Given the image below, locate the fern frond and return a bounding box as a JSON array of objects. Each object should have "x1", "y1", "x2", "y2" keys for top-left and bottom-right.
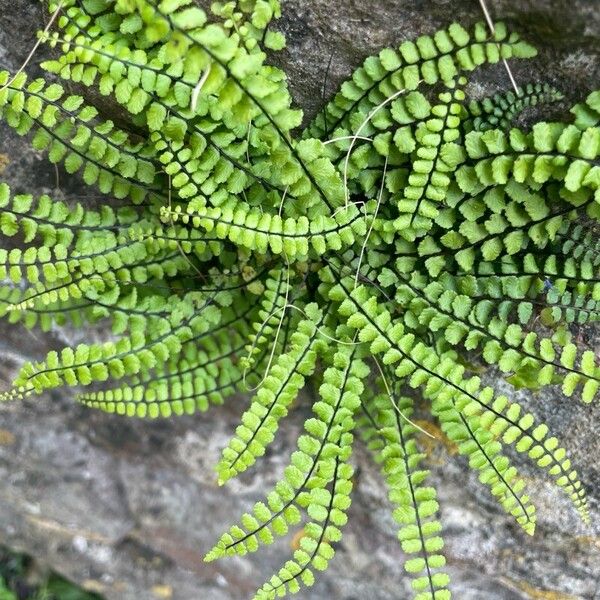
[
  {"x1": 165, "y1": 198, "x2": 367, "y2": 258},
  {"x1": 216, "y1": 304, "x2": 325, "y2": 483},
  {"x1": 0, "y1": 71, "x2": 157, "y2": 203},
  {"x1": 466, "y1": 83, "x2": 563, "y2": 132},
  {"x1": 459, "y1": 392, "x2": 589, "y2": 521},
  {"x1": 0, "y1": 183, "x2": 137, "y2": 249},
  {"x1": 308, "y1": 21, "x2": 536, "y2": 140},
  {"x1": 13, "y1": 291, "x2": 224, "y2": 394},
  {"x1": 209, "y1": 345, "x2": 366, "y2": 599},
  {"x1": 360, "y1": 390, "x2": 451, "y2": 599},
  {"x1": 393, "y1": 84, "x2": 466, "y2": 238},
  {"x1": 431, "y1": 386, "x2": 536, "y2": 534},
  {"x1": 458, "y1": 123, "x2": 600, "y2": 199},
  {"x1": 252, "y1": 456, "x2": 353, "y2": 599}
]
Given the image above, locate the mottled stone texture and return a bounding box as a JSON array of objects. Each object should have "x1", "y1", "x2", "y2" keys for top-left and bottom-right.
[{"x1": 0, "y1": 2, "x2": 599, "y2": 599}]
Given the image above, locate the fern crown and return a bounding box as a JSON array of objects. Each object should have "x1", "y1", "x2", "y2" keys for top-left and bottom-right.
[{"x1": 1, "y1": 1, "x2": 599, "y2": 598}]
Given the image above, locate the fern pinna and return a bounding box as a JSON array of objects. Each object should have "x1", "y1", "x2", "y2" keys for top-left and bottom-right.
[{"x1": 0, "y1": 0, "x2": 598, "y2": 597}]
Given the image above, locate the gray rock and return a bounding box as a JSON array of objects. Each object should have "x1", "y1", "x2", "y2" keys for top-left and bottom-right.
[{"x1": 0, "y1": 1, "x2": 599, "y2": 600}]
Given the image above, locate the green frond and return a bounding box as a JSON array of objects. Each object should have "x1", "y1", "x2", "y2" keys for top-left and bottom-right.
[
  {"x1": 393, "y1": 84, "x2": 467, "y2": 238},
  {"x1": 0, "y1": 71, "x2": 157, "y2": 203},
  {"x1": 0, "y1": 182, "x2": 137, "y2": 247},
  {"x1": 458, "y1": 123, "x2": 600, "y2": 199},
  {"x1": 307, "y1": 21, "x2": 536, "y2": 141},
  {"x1": 360, "y1": 391, "x2": 451, "y2": 599},
  {"x1": 388, "y1": 266, "x2": 600, "y2": 403},
  {"x1": 241, "y1": 268, "x2": 292, "y2": 370},
  {"x1": 252, "y1": 456, "x2": 353, "y2": 599},
  {"x1": 459, "y1": 392, "x2": 588, "y2": 521},
  {"x1": 432, "y1": 387, "x2": 536, "y2": 534},
  {"x1": 76, "y1": 310, "x2": 253, "y2": 416},
  {"x1": 165, "y1": 199, "x2": 367, "y2": 258},
  {"x1": 465, "y1": 83, "x2": 563, "y2": 132},
  {"x1": 216, "y1": 304, "x2": 325, "y2": 483},
  {"x1": 209, "y1": 345, "x2": 367, "y2": 599},
  {"x1": 13, "y1": 292, "x2": 224, "y2": 394}
]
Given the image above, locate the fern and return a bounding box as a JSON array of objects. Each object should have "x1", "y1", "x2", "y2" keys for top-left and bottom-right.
[
  {"x1": 465, "y1": 83, "x2": 564, "y2": 132},
  {"x1": 0, "y1": 1, "x2": 598, "y2": 598},
  {"x1": 359, "y1": 389, "x2": 451, "y2": 598}
]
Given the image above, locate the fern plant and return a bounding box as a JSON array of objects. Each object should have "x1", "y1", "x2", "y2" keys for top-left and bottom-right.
[{"x1": 1, "y1": 1, "x2": 599, "y2": 597}]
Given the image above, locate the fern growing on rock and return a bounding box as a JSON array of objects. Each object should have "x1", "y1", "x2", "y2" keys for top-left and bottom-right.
[{"x1": 1, "y1": 0, "x2": 599, "y2": 597}]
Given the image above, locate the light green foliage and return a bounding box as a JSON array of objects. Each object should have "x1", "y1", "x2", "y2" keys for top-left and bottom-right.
[
  {"x1": 207, "y1": 346, "x2": 365, "y2": 598},
  {"x1": 359, "y1": 391, "x2": 450, "y2": 598},
  {"x1": 0, "y1": 1, "x2": 598, "y2": 598}
]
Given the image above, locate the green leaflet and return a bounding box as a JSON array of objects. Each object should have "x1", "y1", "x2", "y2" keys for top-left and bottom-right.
[{"x1": 0, "y1": 3, "x2": 598, "y2": 599}]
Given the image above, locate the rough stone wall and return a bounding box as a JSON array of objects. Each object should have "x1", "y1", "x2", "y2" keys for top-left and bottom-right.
[{"x1": 0, "y1": 2, "x2": 598, "y2": 599}]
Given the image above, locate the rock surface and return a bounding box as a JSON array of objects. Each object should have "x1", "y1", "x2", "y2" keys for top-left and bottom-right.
[{"x1": 0, "y1": 1, "x2": 599, "y2": 599}]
